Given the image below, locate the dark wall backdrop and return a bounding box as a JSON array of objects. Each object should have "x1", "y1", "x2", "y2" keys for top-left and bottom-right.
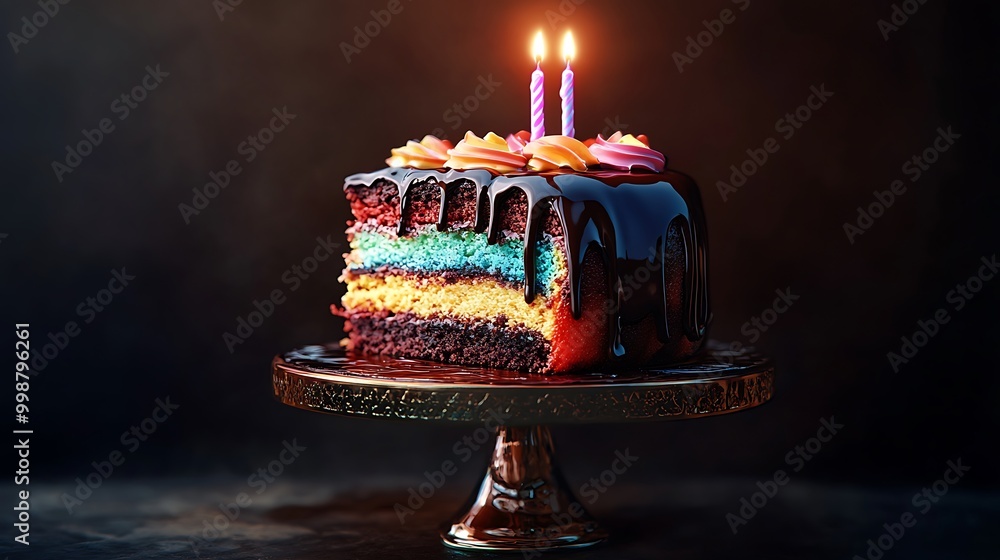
[{"x1": 2, "y1": 0, "x2": 998, "y2": 496}]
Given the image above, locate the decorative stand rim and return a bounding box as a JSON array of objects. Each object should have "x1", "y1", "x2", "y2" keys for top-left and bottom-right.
[{"x1": 272, "y1": 344, "x2": 774, "y2": 425}]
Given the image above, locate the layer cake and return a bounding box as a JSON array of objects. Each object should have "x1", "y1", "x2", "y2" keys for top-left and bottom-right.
[{"x1": 335, "y1": 132, "x2": 710, "y2": 374}]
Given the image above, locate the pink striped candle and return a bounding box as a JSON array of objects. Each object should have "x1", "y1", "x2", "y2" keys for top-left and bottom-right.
[
  {"x1": 560, "y1": 31, "x2": 576, "y2": 138},
  {"x1": 530, "y1": 32, "x2": 545, "y2": 140}
]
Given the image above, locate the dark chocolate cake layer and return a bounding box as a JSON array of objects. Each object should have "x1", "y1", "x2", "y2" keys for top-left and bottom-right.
[{"x1": 344, "y1": 311, "x2": 551, "y2": 373}]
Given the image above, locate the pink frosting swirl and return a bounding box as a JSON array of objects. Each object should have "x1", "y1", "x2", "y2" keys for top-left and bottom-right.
[
  {"x1": 506, "y1": 130, "x2": 531, "y2": 153},
  {"x1": 589, "y1": 131, "x2": 666, "y2": 172}
]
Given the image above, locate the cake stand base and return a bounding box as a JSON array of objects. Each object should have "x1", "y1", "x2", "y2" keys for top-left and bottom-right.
[
  {"x1": 272, "y1": 344, "x2": 774, "y2": 552},
  {"x1": 443, "y1": 425, "x2": 606, "y2": 551}
]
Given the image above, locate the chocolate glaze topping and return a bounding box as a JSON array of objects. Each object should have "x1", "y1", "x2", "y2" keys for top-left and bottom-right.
[{"x1": 345, "y1": 167, "x2": 710, "y2": 360}]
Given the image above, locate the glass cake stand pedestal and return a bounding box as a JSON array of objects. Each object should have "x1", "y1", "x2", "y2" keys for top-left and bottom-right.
[{"x1": 271, "y1": 344, "x2": 774, "y2": 552}]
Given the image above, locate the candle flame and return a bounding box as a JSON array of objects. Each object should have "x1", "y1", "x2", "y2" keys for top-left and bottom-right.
[
  {"x1": 562, "y1": 31, "x2": 575, "y2": 62},
  {"x1": 532, "y1": 31, "x2": 545, "y2": 62}
]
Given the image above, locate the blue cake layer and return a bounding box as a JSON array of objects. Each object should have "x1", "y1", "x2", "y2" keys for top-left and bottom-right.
[{"x1": 348, "y1": 227, "x2": 562, "y2": 294}]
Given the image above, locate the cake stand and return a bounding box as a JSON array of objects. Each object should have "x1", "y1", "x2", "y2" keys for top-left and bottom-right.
[{"x1": 271, "y1": 344, "x2": 774, "y2": 552}]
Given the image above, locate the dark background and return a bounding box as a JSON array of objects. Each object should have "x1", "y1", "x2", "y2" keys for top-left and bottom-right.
[{"x1": 1, "y1": 0, "x2": 998, "y2": 553}]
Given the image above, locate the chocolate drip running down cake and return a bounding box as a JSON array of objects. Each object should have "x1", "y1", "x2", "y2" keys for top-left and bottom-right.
[{"x1": 335, "y1": 131, "x2": 710, "y2": 373}]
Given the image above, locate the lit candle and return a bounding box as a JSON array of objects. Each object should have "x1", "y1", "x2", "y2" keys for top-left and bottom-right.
[
  {"x1": 560, "y1": 31, "x2": 575, "y2": 138},
  {"x1": 530, "y1": 31, "x2": 545, "y2": 141}
]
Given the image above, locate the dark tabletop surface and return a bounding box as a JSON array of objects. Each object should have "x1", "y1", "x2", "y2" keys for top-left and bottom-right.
[{"x1": 3, "y1": 475, "x2": 995, "y2": 560}]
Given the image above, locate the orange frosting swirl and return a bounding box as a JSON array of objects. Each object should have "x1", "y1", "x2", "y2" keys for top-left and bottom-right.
[
  {"x1": 444, "y1": 131, "x2": 528, "y2": 173},
  {"x1": 386, "y1": 135, "x2": 453, "y2": 169},
  {"x1": 523, "y1": 135, "x2": 599, "y2": 172}
]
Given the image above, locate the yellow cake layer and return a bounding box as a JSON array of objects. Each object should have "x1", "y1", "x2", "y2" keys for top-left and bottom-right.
[{"x1": 342, "y1": 273, "x2": 558, "y2": 339}]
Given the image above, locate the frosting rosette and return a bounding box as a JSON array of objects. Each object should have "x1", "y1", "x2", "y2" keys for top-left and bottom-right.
[
  {"x1": 445, "y1": 131, "x2": 528, "y2": 173},
  {"x1": 386, "y1": 135, "x2": 453, "y2": 169},
  {"x1": 522, "y1": 135, "x2": 598, "y2": 172},
  {"x1": 589, "y1": 131, "x2": 666, "y2": 172},
  {"x1": 506, "y1": 130, "x2": 531, "y2": 153}
]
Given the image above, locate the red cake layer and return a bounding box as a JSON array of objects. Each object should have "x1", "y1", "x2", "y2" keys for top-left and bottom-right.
[{"x1": 345, "y1": 179, "x2": 562, "y2": 237}]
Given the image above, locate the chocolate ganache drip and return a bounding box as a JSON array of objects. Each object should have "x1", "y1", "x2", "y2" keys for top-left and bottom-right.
[{"x1": 345, "y1": 168, "x2": 710, "y2": 359}]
